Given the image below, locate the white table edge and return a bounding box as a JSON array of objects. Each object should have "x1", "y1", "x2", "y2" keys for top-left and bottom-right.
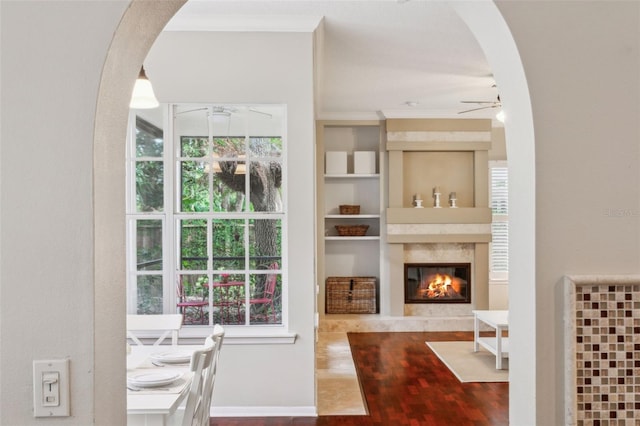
[{"x1": 472, "y1": 310, "x2": 509, "y2": 370}]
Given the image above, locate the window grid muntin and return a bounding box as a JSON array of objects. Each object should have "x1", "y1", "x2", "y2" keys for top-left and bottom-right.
[
  {"x1": 126, "y1": 215, "x2": 170, "y2": 314},
  {"x1": 127, "y1": 105, "x2": 287, "y2": 329},
  {"x1": 176, "y1": 137, "x2": 283, "y2": 214},
  {"x1": 175, "y1": 213, "x2": 283, "y2": 326},
  {"x1": 171, "y1": 104, "x2": 285, "y2": 327}
]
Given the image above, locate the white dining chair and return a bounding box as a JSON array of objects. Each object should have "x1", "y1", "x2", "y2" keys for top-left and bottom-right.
[
  {"x1": 197, "y1": 325, "x2": 225, "y2": 425},
  {"x1": 126, "y1": 314, "x2": 183, "y2": 346},
  {"x1": 180, "y1": 324, "x2": 225, "y2": 426}
]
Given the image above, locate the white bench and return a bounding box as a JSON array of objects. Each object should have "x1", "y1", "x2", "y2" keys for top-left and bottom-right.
[
  {"x1": 126, "y1": 314, "x2": 183, "y2": 346},
  {"x1": 472, "y1": 310, "x2": 509, "y2": 369}
]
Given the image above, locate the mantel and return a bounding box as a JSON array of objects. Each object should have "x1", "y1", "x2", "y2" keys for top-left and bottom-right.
[
  {"x1": 386, "y1": 207, "x2": 491, "y2": 244},
  {"x1": 387, "y1": 223, "x2": 491, "y2": 243},
  {"x1": 387, "y1": 207, "x2": 491, "y2": 224}
]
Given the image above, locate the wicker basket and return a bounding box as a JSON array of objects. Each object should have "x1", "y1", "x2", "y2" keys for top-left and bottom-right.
[
  {"x1": 339, "y1": 205, "x2": 360, "y2": 215},
  {"x1": 335, "y1": 224, "x2": 369, "y2": 236},
  {"x1": 326, "y1": 277, "x2": 376, "y2": 314}
]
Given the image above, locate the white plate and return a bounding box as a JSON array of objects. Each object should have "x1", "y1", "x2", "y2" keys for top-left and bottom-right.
[
  {"x1": 150, "y1": 351, "x2": 192, "y2": 364},
  {"x1": 127, "y1": 370, "x2": 182, "y2": 388}
]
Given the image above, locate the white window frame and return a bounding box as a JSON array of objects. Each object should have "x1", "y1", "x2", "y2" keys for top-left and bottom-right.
[
  {"x1": 126, "y1": 105, "x2": 293, "y2": 343},
  {"x1": 126, "y1": 111, "x2": 172, "y2": 316}
]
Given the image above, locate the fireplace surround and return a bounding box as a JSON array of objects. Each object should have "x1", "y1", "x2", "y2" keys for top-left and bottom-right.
[
  {"x1": 385, "y1": 118, "x2": 493, "y2": 317},
  {"x1": 405, "y1": 262, "x2": 471, "y2": 303}
]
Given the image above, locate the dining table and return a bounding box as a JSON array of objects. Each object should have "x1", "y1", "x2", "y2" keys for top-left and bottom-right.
[{"x1": 127, "y1": 345, "x2": 200, "y2": 426}]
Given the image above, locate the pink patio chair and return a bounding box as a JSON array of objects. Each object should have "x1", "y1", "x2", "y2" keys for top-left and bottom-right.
[
  {"x1": 246, "y1": 262, "x2": 278, "y2": 323},
  {"x1": 177, "y1": 277, "x2": 208, "y2": 325}
]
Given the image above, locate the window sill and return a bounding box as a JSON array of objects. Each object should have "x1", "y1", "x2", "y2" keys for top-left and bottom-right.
[{"x1": 177, "y1": 325, "x2": 297, "y2": 345}]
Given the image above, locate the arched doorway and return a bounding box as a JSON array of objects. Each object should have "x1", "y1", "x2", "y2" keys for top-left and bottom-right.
[
  {"x1": 93, "y1": 2, "x2": 186, "y2": 423},
  {"x1": 94, "y1": 1, "x2": 535, "y2": 423},
  {"x1": 450, "y1": 3, "x2": 536, "y2": 423}
]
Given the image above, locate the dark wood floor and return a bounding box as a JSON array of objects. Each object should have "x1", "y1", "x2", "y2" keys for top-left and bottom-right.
[{"x1": 211, "y1": 331, "x2": 508, "y2": 425}]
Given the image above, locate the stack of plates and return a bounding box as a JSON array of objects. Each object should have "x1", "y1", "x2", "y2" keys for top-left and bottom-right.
[
  {"x1": 150, "y1": 351, "x2": 192, "y2": 365},
  {"x1": 127, "y1": 370, "x2": 182, "y2": 388}
]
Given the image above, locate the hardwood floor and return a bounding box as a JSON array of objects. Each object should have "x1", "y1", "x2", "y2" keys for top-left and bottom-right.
[{"x1": 210, "y1": 331, "x2": 508, "y2": 425}]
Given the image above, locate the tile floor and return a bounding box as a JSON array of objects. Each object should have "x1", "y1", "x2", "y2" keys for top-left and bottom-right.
[
  {"x1": 314, "y1": 314, "x2": 477, "y2": 416},
  {"x1": 315, "y1": 332, "x2": 367, "y2": 415}
]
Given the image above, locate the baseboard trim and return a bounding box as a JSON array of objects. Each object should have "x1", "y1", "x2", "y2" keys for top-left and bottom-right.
[{"x1": 211, "y1": 406, "x2": 317, "y2": 417}]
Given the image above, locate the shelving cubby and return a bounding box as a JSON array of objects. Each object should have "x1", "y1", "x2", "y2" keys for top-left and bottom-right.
[{"x1": 316, "y1": 120, "x2": 385, "y2": 316}]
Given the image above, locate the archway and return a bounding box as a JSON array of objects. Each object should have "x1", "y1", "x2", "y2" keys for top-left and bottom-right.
[
  {"x1": 93, "y1": 1, "x2": 535, "y2": 423},
  {"x1": 93, "y1": 2, "x2": 186, "y2": 423},
  {"x1": 450, "y1": 3, "x2": 536, "y2": 423}
]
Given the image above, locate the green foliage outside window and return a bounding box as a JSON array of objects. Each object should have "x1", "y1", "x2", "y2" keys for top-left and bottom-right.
[
  {"x1": 137, "y1": 220, "x2": 162, "y2": 271},
  {"x1": 137, "y1": 275, "x2": 163, "y2": 314},
  {"x1": 132, "y1": 110, "x2": 285, "y2": 324},
  {"x1": 135, "y1": 118, "x2": 164, "y2": 212}
]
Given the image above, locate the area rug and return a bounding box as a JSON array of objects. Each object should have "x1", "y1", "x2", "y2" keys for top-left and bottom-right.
[{"x1": 425, "y1": 341, "x2": 509, "y2": 383}]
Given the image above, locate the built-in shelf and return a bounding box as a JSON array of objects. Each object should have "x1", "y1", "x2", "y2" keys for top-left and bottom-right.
[{"x1": 317, "y1": 120, "x2": 384, "y2": 316}]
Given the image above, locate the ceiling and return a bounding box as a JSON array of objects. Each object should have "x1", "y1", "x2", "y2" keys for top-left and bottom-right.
[{"x1": 161, "y1": 0, "x2": 502, "y2": 124}]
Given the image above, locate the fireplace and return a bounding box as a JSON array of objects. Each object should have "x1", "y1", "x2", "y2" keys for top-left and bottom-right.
[{"x1": 404, "y1": 263, "x2": 471, "y2": 303}]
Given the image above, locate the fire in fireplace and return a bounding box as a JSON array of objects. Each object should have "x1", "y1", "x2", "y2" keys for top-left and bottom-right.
[{"x1": 404, "y1": 263, "x2": 471, "y2": 303}]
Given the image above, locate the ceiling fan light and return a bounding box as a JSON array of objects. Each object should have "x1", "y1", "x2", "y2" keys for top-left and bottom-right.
[
  {"x1": 496, "y1": 110, "x2": 505, "y2": 123},
  {"x1": 130, "y1": 66, "x2": 159, "y2": 109}
]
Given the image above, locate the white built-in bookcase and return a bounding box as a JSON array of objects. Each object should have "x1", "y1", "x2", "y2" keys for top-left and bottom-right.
[{"x1": 315, "y1": 120, "x2": 386, "y2": 317}]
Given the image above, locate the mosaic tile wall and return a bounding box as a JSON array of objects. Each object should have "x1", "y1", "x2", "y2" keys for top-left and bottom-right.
[{"x1": 574, "y1": 283, "x2": 640, "y2": 425}]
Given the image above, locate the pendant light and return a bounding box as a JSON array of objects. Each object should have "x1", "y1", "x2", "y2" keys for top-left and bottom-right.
[{"x1": 130, "y1": 66, "x2": 159, "y2": 109}]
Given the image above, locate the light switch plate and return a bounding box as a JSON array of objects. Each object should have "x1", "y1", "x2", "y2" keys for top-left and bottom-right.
[{"x1": 33, "y1": 359, "x2": 70, "y2": 417}]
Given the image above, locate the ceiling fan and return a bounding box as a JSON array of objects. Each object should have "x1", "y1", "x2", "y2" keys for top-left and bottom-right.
[
  {"x1": 176, "y1": 105, "x2": 272, "y2": 118},
  {"x1": 458, "y1": 95, "x2": 501, "y2": 115}
]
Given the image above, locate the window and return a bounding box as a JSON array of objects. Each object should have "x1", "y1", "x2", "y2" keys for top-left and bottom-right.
[
  {"x1": 127, "y1": 104, "x2": 286, "y2": 329},
  {"x1": 489, "y1": 162, "x2": 508, "y2": 281},
  {"x1": 127, "y1": 114, "x2": 167, "y2": 314}
]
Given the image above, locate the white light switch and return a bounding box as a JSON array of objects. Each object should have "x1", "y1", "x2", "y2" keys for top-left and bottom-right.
[
  {"x1": 33, "y1": 359, "x2": 70, "y2": 417},
  {"x1": 42, "y1": 372, "x2": 60, "y2": 406}
]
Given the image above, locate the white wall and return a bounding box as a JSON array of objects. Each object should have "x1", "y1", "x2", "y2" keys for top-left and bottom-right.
[
  {"x1": 145, "y1": 30, "x2": 317, "y2": 411},
  {"x1": 1, "y1": 2, "x2": 317, "y2": 423},
  {"x1": 489, "y1": 127, "x2": 507, "y2": 162},
  {"x1": 0, "y1": 1, "x2": 130, "y2": 424},
  {"x1": 452, "y1": 3, "x2": 537, "y2": 423},
  {"x1": 497, "y1": 1, "x2": 640, "y2": 424}
]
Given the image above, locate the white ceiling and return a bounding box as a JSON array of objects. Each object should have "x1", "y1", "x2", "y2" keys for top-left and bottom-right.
[{"x1": 162, "y1": 0, "x2": 502, "y2": 123}]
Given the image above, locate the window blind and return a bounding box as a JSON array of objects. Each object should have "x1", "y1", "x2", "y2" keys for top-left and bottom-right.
[
  {"x1": 490, "y1": 166, "x2": 508, "y2": 215},
  {"x1": 490, "y1": 165, "x2": 508, "y2": 273},
  {"x1": 490, "y1": 220, "x2": 509, "y2": 273}
]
